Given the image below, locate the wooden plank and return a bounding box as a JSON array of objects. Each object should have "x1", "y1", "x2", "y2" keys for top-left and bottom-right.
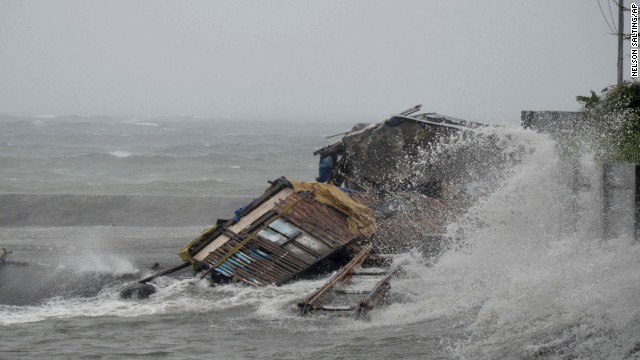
[
  {"x1": 316, "y1": 306, "x2": 354, "y2": 312},
  {"x1": 333, "y1": 289, "x2": 370, "y2": 295},
  {"x1": 353, "y1": 267, "x2": 401, "y2": 320},
  {"x1": 351, "y1": 271, "x2": 388, "y2": 276},
  {"x1": 298, "y1": 245, "x2": 373, "y2": 315}
]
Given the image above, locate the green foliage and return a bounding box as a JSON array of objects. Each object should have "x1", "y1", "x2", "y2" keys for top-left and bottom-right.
[{"x1": 577, "y1": 81, "x2": 640, "y2": 162}]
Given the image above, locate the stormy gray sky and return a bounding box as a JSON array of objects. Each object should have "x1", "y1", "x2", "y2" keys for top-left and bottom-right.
[{"x1": 0, "y1": 1, "x2": 630, "y2": 123}]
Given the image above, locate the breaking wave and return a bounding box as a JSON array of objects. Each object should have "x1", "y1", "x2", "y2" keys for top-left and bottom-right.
[
  {"x1": 368, "y1": 128, "x2": 640, "y2": 359},
  {"x1": 0, "y1": 276, "x2": 326, "y2": 326},
  {"x1": 107, "y1": 150, "x2": 135, "y2": 158}
]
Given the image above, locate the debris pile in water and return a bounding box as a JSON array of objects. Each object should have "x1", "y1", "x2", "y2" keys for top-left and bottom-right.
[{"x1": 149, "y1": 105, "x2": 527, "y2": 316}]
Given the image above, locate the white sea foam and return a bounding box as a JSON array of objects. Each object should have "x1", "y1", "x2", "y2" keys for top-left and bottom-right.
[
  {"x1": 0, "y1": 278, "x2": 203, "y2": 325},
  {"x1": 0, "y1": 276, "x2": 323, "y2": 326},
  {"x1": 71, "y1": 253, "x2": 138, "y2": 275},
  {"x1": 107, "y1": 150, "x2": 134, "y2": 158},
  {"x1": 130, "y1": 121, "x2": 159, "y2": 127}
]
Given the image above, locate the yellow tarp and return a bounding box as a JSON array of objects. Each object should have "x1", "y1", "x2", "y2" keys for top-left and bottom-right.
[{"x1": 289, "y1": 180, "x2": 376, "y2": 238}]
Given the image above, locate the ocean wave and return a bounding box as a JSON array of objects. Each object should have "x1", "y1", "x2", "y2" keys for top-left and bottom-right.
[
  {"x1": 0, "y1": 276, "x2": 320, "y2": 326},
  {"x1": 355, "y1": 128, "x2": 640, "y2": 359},
  {"x1": 107, "y1": 150, "x2": 135, "y2": 158},
  {"x1": 128, "y1": 121, "x2": 159, "y2": 127}
]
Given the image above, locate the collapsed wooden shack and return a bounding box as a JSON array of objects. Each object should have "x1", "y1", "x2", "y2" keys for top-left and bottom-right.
[
  {"x1": 178, "y1": 177, "x2": 376, "y2": 286},
  {"x1": 314, "y1": 105, "x2": 486, "y2": 195},
  {"x1": 174, "y1": 177, "x2": 402, "y2": 318}
]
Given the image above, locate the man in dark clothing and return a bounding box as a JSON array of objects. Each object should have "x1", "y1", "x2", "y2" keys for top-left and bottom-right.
[{"x1": 1, "y1": 247, "x2": 11, "y2": 263}]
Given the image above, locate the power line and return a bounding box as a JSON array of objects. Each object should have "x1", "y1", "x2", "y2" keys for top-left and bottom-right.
[
  {"x1": 597, "y1": 0, "x2": 616, "y2": 33},
  {"x1": 608, "y1": 0, "x2": 618, "y2": 30}
]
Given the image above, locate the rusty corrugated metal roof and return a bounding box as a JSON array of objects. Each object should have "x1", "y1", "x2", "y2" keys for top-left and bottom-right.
[
  {"x1": 273, "y1": 193, "x2": 357, "y2": 247},
  {"x1": 199, "y1": 187, "x2": 368, "y2": 286}
]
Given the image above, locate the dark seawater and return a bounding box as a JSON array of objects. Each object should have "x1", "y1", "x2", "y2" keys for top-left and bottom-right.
[
  {"x1": 0, "y1": 116, "x2": 351, "y2": 195},
  {"x1": 0, "y1": 226, "x2": 462, "y2": 359},
  {"x1": 1, "y1": 116, "x2": 639, "y2": 359}
]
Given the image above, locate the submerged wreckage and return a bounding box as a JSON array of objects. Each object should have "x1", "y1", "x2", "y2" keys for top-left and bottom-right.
[{"x1": 128, "y1": 105, "x2": 520, "y2": 318}]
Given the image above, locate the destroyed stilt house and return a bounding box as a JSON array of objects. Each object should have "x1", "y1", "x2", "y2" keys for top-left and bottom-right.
[
  {"x1": 179, "y1": 178, "x2": 376, "y2": 286},
  {"x1": 170, "y1": 106, "x2": 525, "y2": 318},
  {"x1": 314, "y1": 105, "x2": 487, "y2": 197},
  {"x1": 313, "y1": 105, "x2": 523, "y2": 253}
]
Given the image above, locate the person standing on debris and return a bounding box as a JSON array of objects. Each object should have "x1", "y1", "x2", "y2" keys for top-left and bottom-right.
[{"x1": 1, "y1": 247, "x2": 11, "y2": 263}]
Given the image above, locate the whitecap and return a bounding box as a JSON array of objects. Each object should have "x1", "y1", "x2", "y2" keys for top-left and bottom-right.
[
  {"x1": 131, "y1": 122, "x2": 159, "y2": 127},
  {"x1": 108, "y1": 150, "x2": 134, "y2": 158}
]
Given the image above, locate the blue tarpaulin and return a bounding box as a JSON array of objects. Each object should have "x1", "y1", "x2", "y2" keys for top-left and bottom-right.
[{"x1": 316, "y1": 156, "x2": 334, "y2": 183}]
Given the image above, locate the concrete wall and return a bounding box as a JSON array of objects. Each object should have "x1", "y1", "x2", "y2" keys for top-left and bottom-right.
[{"x1": 603, "y1": 164, "x2": 639, "y2": 240}]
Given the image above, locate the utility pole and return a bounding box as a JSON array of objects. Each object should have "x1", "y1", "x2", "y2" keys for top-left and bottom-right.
[{"x1": 619, "y1": 0, "x2": 625, "y2": 85}]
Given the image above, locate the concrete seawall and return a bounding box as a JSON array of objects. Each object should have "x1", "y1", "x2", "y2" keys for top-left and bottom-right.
[{"x1": 0, "y1": 194, "x2": 253, "y2": 227}]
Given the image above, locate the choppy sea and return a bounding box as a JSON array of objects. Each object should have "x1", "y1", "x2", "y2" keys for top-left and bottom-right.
[{"x1": 0, "y1": 115, "x2": 639, "y2": 359}]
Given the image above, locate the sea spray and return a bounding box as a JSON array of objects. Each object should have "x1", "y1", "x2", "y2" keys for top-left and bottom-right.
[{"x1": 375, "y1": 127, "x2": 640, "y2": 359}]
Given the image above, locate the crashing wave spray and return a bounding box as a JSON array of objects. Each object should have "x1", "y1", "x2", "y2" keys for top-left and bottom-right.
[{"x1": 379, "y1": 126, "x2": 640, "y2": 359}]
